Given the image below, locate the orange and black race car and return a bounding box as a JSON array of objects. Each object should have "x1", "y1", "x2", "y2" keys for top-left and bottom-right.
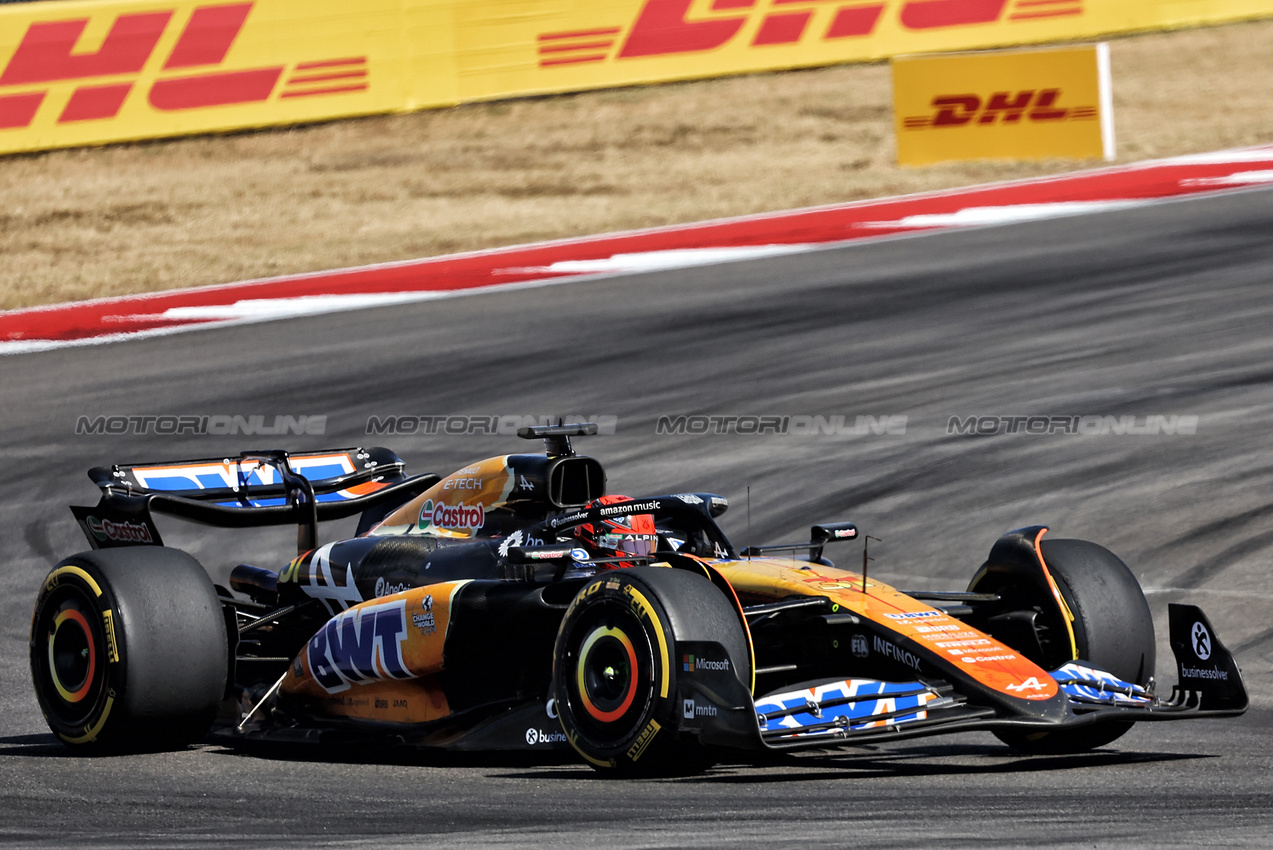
[{"x1": 31, "y1": 424, "x2": 1247, "y2": 773}]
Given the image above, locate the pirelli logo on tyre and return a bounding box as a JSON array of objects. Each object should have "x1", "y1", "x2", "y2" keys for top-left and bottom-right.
[
  {"x1": 102, "y1": 609, "x2": 120, "y2": 664},
  {"x1": 625, "y1": 718, "x2": 662, "y2": 762},
  {"x1": 892, "y1": 43, "x2": 1114, "y2": 165}
]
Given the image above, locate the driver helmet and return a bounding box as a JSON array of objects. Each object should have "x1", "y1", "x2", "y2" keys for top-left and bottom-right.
[{"x1": 574, "y1": 495, "x2": 657, "y2": 569}]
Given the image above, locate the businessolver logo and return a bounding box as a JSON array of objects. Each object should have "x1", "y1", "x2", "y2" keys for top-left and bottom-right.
[
  {"x1": 0, "y1": 2, "x2": 368, "y2": 131},
  {"x1": 536, "y1": 0, "x2": 1085, "y2": 67},
  {"x1": 902, "y1": 89, "x2": 1097, "y2": 129}
]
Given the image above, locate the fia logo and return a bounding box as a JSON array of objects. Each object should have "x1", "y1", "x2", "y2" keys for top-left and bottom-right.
[{"x1": 850, "y1": 634, "x2": 869, "y2": 659}]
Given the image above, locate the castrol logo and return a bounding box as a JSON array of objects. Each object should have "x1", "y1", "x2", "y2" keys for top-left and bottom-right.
[
  {"x1": 418, "y1": 499, "x2": 485, "y2": 533},
  {"x1": 87, "y1": 516, "x2": 154, "y2": 544}
]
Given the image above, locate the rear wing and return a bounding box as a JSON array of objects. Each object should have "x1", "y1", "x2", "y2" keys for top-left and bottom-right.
[{"x1": 71, "y1": 447, "x2": 438, "y2": 553}]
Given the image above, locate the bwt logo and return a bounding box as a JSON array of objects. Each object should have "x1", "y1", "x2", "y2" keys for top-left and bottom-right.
[
  {"x1": 903, "y1": 90, "x2": 1097, "y2": 130},
  {"x1": 306, "y1": 599, "x2": 412, "y2": 694},
  {"x1": 537, "y1": 0, "x2": 1084, "y2": 67},
  {"x1": 0, "y1": 2, "x2": 369, "y2": 131}
]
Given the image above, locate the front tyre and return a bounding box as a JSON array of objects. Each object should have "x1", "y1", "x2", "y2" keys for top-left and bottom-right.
[
  {"x1": 973, "y1": 534, "x2": 1155, "y2": 754},
  {"x1": 30, "y1": 547, "x2": 229, "y2": 751},
  {"x1": 553, "y1": 567, "x2": 750, "y2": 776}
]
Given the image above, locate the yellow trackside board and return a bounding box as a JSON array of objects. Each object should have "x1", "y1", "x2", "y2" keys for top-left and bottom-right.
[
  {"x1": 2, "y1": 0, "x2": 1271, "y2": 156},
  {"x1": 892, "y1": 43, "x2": 1114, "y2": 166}
]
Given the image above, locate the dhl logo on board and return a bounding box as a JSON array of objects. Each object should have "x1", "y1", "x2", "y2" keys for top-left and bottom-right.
[
  {"x1": 0, "y1": 2, "x2": 369, "y2": 134},
  {"x1": 891, "y1": 44, "x2": 1113, "y2": 165},
  {"x1": 537, "y1": 0, "x2": 1086, "y2": 67},
  {"x1": 901, "y1": 89, "x2": 1097, "y2": 129}
]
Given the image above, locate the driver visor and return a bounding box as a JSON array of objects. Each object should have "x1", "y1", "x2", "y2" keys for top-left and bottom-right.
[{"x1": 594, "y1": 532, "x2": 656, "y2": 557}]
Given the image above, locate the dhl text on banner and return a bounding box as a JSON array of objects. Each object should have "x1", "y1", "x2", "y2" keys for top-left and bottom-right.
[{"x1": 2, "y1": 0, "x2": 1272, "y2": 155}]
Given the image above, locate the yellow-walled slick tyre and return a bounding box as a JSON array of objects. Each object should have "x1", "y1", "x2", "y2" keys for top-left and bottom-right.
[
  {"x1": 552, "y1": 567, "x2": 749, "y2": 776},
  {"x1": 30, "y1": 547, "x2": 228, "y2": 752}
]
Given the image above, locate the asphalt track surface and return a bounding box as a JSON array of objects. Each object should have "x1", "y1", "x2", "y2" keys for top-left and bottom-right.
[{"x1": 2, "y1": 186, "x2": 1273, "y2": 847}]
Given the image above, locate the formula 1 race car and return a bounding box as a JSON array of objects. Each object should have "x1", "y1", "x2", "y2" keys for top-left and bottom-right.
[{"x1": 31, "y1": 424, "x2": 1248, "y2": 773}]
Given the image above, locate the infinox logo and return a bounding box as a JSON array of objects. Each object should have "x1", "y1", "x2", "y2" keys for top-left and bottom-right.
[
  {"x1": 902, "y1": 89, "x2": 1096, "y2": 129},
  {"x1": 0, "y1": 2, "x2": 369, "y2": 131},
  {"x1": 537, "y1": 0, "x2": 1082, "y2": 67},
  {"x1": 417, "y1": 499, "x2": 485, "y2": 533},
  {"x1": 87, "y1": 516, "x2": 153, "y2": 544}
]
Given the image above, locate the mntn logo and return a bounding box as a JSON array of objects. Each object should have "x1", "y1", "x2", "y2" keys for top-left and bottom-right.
[{"x1": 903, "y1": 90, "x2": 1097, "y2": 129}]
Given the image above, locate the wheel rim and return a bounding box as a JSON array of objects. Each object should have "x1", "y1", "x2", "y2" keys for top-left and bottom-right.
[
  {"x1": 564, "y1": 602, "x2": 655, "y2": 744},
  {"x1": 577, "y1": 625, "x2": 639, "y2": 723},
  {"x1": 33, "y1": 585, "x2": 110, "y2": 729},
  {"x1": 49, "y1": 608, "x2": 97, "y2": 703}
]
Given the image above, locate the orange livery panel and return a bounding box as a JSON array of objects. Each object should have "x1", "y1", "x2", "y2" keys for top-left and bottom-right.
[
  {"x1": 716, "y1": 558, "x2": 1059, "y2": 701},
  {"x1": 279, "y1": 581, "x2": 469, "y2": 724},
  {"x1": 369, "y1": 455, "x2": 517, "y2": 538}
]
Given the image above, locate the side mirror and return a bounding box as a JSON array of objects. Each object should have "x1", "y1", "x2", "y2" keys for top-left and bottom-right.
[
  {"x1": 810, "y1": 522, "x2": 858, "y2": 563},
  {"x1": 811, "y1": 522, "x2": 858, "y2": 544},
  {"x1": 502, "y1": 544, "x2": 578, "y2": 582}
]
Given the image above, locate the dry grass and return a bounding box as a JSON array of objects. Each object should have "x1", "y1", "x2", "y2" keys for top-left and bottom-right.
[{"x1": 2, "y1": 19, "x2": 1272, "y2": 311}]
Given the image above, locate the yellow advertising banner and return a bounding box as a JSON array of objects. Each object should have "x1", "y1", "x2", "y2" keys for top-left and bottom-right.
[
  {"x1": 2, "y1": 0, "x2": 1272, "y2": 155},
  {"x1": 892, "y1": 44, "x2": 1113, "y2": 165}
]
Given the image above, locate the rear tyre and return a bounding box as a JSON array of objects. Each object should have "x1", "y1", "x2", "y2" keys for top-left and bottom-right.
[
  {"x1": 30, "y1": 547, "x2": 229, "y2": 751},
  {"x1": 553, "y1": 567, "x2": 750, "y2": 776},
  {"x1": 973, "y1": 537, "x2": 1155, "y2": 754}
]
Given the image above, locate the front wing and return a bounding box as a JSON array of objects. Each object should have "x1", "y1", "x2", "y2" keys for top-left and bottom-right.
[{"x1": 748, "y1": 604, "x2": 1247, "y2": 751}]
